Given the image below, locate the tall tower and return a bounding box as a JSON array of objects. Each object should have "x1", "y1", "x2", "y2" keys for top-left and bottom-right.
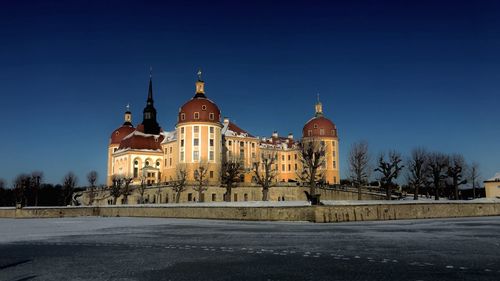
[
  {"x1": 107, "y1": 105, "x2": 135, "y2": 185},
  {"x1": 302, "y1": 97, "x2": 340, "y2": 184},
  {"x1": 176, "y1": 69, "x2": 222, "y2": 184},
  {"x1": 140, "y1": 71, "x2": 161, "y2": 135}
]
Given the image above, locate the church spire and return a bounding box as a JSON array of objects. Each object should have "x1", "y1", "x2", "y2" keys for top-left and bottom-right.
[
  {"x1": 147, "y1": 67, "x2": 153, "y2": 104},
  {"x1": 315, "y1": 93, "x2": 323, "y2": 117},
  {"x1": 141, "y1": 68, "x2": 161, "y2": 134}
]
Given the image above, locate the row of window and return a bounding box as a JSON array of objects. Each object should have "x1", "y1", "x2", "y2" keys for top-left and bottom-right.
[{"x1": 180, "y1": 112, "x2": 216, "y2": 121}]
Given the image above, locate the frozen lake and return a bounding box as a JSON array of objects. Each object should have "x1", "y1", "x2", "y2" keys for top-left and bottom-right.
[{"x1": 1, "y1": 216, "x2": 499, "y2": 280}]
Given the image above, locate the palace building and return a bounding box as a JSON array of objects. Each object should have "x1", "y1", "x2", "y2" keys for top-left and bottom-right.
[{"x1": 107, "y1": 72, "x2": 340, "y2": 189}]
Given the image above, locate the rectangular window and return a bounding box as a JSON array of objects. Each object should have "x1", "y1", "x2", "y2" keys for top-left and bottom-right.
[
  {"x1": 181, "y1": 139, "x2": 184, "y2": 147},
  {"x1": 288, "y1": 164, "x2": 291, "y2": 171},
  {"x1": 169, "y1": 158, "x2": 172, "y2": 166},
  {"x1": 170, "y1": 147, "x2": 172, "y2": 153},
  {"x1": 164, "y1": 159, "x2": 167, "y2": 166},
  {"x1": 282, "y1": 155, "x2": 285, "y2": 161},
  {"x1": 332, "y1": 141, "x2": 335, "y2": 147},
  {"x1": 188, "y1": 193, "x2": 192, "y2": 201},
  {"x1": 251, "y1": 143, "x2": 255, "y2": 148},
  {"x1": 333, "y1": 150, "x2": 336, "y2": 157},
  {"x1": 194, "y1": 126, "x2": 199, "y2": 133},
  {"x1": 294, "y1": 164, "x2": 297, "y2": 171},
  {"x1": 282, "y1": 164, "x2": 285, "y2": 171},
  {"x1": 212, "y1": 193, "x2": 216, "y2": 201},
  {"x1": 193, "y1": 151, "x2": 199, "y2": 161},
  {"x1": 210, "y1": 139, "x2": 214, "y2": 146},
  {"x1": 209, "y1": 113, "x2": 214, "y2": 120},
  {"x1": 180, "y1": 151, "x2": 184, "y2": 161},
  {"x1": 194, "y1": 112, "x2": 199, "y2": 119},
  {"x1": 288, "y1": 155, "x2": 290, "y2": 161},
  {"x1": 209, "y1": 151, "x2": 214, "y2": 161},
  {"x1": 210, "y1": 171, "x2": 214, "y2": 178},
  {"x1": 210, "y1": 127, "x2": 214, "y2": 133},
  {"x1": 133, "y1": 168, "x2": 138, "y2": 178},
  {"x1": 194, "y1": 138, "x2": 199, "y2": 146},
  {"x1": 252, "y1": 152, "x2": 256, "y2": 159},
  {"x1": 333, "y1": 161, "x2": 336, "y2": 169},
  {"x1": 181, "y1": 127, "x2": 184, "y2": 134}
]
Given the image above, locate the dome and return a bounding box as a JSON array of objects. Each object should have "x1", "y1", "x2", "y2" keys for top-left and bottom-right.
[
  {"x1": 302, "y1": 116, "x2": 337, "y2": 138},
  {"x1": 110, "y1": 125, "x2": 135, "y2": 145},
  {"x1": 178, "y1": 98, "x2": 220, "y2": 124},
  {"x1": 178, "y1": 79, "x2": 221, "y2": 124}
]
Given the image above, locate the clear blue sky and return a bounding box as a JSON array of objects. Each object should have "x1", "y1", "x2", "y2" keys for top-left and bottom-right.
[{"x1": 0, "y1": 0, "x2": 498, "y2": 186}]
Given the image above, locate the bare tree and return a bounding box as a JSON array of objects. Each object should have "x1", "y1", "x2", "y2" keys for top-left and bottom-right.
[
  {"x1": 447, "y1": 154, "x2": 467, "y2": 200},
  {"x1": 62, "y1": 172, "x2": 78, "y2": 206},
  {"x1": 193, "y1": 161, "x2": 209, "y2": 202},
  {"x1": 171, "y1": 165, "x2": 188, "y2": 203},
  {"x1": 375, "y1": 151, "x2": 404, "y2": 200},
  {"x1": 407, "y1": 148, "x2": 428, "y2": 200},
  {"x1": 427, "y1": 153, "x2": 449, "y2": 200},
  {"x1": 469, "y1": 162, "x2": 480, "y2": 199},
  {"x1": 110, "y1": 175, "x2": 123, "y2": 205},
  {"x1": 253, "y1": 153, "x2": 277, "y2": 201},
  {"x1": 221, "y1": 157, "x2": 244, "y2": 202},
  {"x1": 137, "y1": 177, "x2": 147, "y2": 204},
  {"x1": 13, "y1": 174, "x2": 31, "y2": 206},
  {"x1": 121, "y1": 176, "x2": 134, "y2": 204},
  {"x1": 86, "y1": 170, "x2": 98, "y2": 205},
  {"x1": 30, "y1": 171, "x2": 43, "y2": 206},
  {"x1": 298, "y1": 141, "x2": 326, "y2": 202},
  {"x1": 349, "y1": 141, "x2": 370, "y2": 200}
]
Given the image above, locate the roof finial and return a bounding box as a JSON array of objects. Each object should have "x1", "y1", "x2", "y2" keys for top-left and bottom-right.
[
  {"x1": 149, "y1": 66, "x2": 153, "y2": 79},
  {"x1": 126, "y1": 103, "x2": 130, "y2": 112},
  {"x1": 197, "y1": 68, "x2": 202, "y2": 81}
]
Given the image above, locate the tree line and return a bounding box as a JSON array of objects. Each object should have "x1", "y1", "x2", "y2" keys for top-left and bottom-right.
[
  {"x1": 348, "y1": 141, "x2": 482, "y2": 200},
  {"x1": 0, "y1": 171, "x2": 94, "y2": 207}
]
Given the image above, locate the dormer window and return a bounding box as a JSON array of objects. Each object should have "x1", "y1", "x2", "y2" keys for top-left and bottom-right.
[
  {"x1": 313, "y1": 124, "x2": 318, "y2": 129},
  {"x1": 308, "y1": 130, "x2": 312, "y2": 136},
  {"x1": 181, "y1": 113, "x2": 186, "y2": 121},
  {"x1": 209, "y1": 112, "x2": 214, "y2": 120},
  {"x1": 320, "y1": 129, "x2": 324, "y2": 135},
  {"x1": 194, "y1": 112, "x2": 199, "y2": 119},
  {"x1": 201, "y1": 105, "x2": 207, "y2": 111}
]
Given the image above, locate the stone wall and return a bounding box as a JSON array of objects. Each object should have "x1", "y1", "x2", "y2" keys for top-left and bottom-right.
[
  {"x1": 80, "y1": 185, "x2": 384, "y2": 206},
  {"x1": 1, "y1": 201, "x2": 499, "y2": 223}
]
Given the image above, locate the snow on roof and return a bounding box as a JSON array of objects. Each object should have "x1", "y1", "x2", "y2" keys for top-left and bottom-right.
[
  {"x1": 222, "y1": 121, "x2": 255, "y2": 138},
  {"x1": 122, "y1": 130, "x2": 162, "y2": 141},
  {"x1": 486, "y1": 172, "x2": 500, "y2": 182},
  {"x1": 160, "y1": 130, "x2": 177, "y2": 143}
]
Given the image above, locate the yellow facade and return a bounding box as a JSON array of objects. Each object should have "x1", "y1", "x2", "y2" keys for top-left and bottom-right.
[
  {"x1": 107, "y1": 75, "x2": 340, "y2": 189},
  {"x1": 484, "y1": 173, "x2": 500, "y2": 198}
]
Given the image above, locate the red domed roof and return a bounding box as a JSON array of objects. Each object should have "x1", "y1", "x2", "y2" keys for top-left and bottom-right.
[
  {"x1": 178, "y1": 97, "x2": 221, "y2": 124},
  {"x1": 302, "y1": 116, "x2": 337, "y2": 138},
  {"x1": 110, "y1": 125, "x2": 135, "y2": 145},
  {"x1": 118, "y1": 131, "x2": 164, "y2": 151}
]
